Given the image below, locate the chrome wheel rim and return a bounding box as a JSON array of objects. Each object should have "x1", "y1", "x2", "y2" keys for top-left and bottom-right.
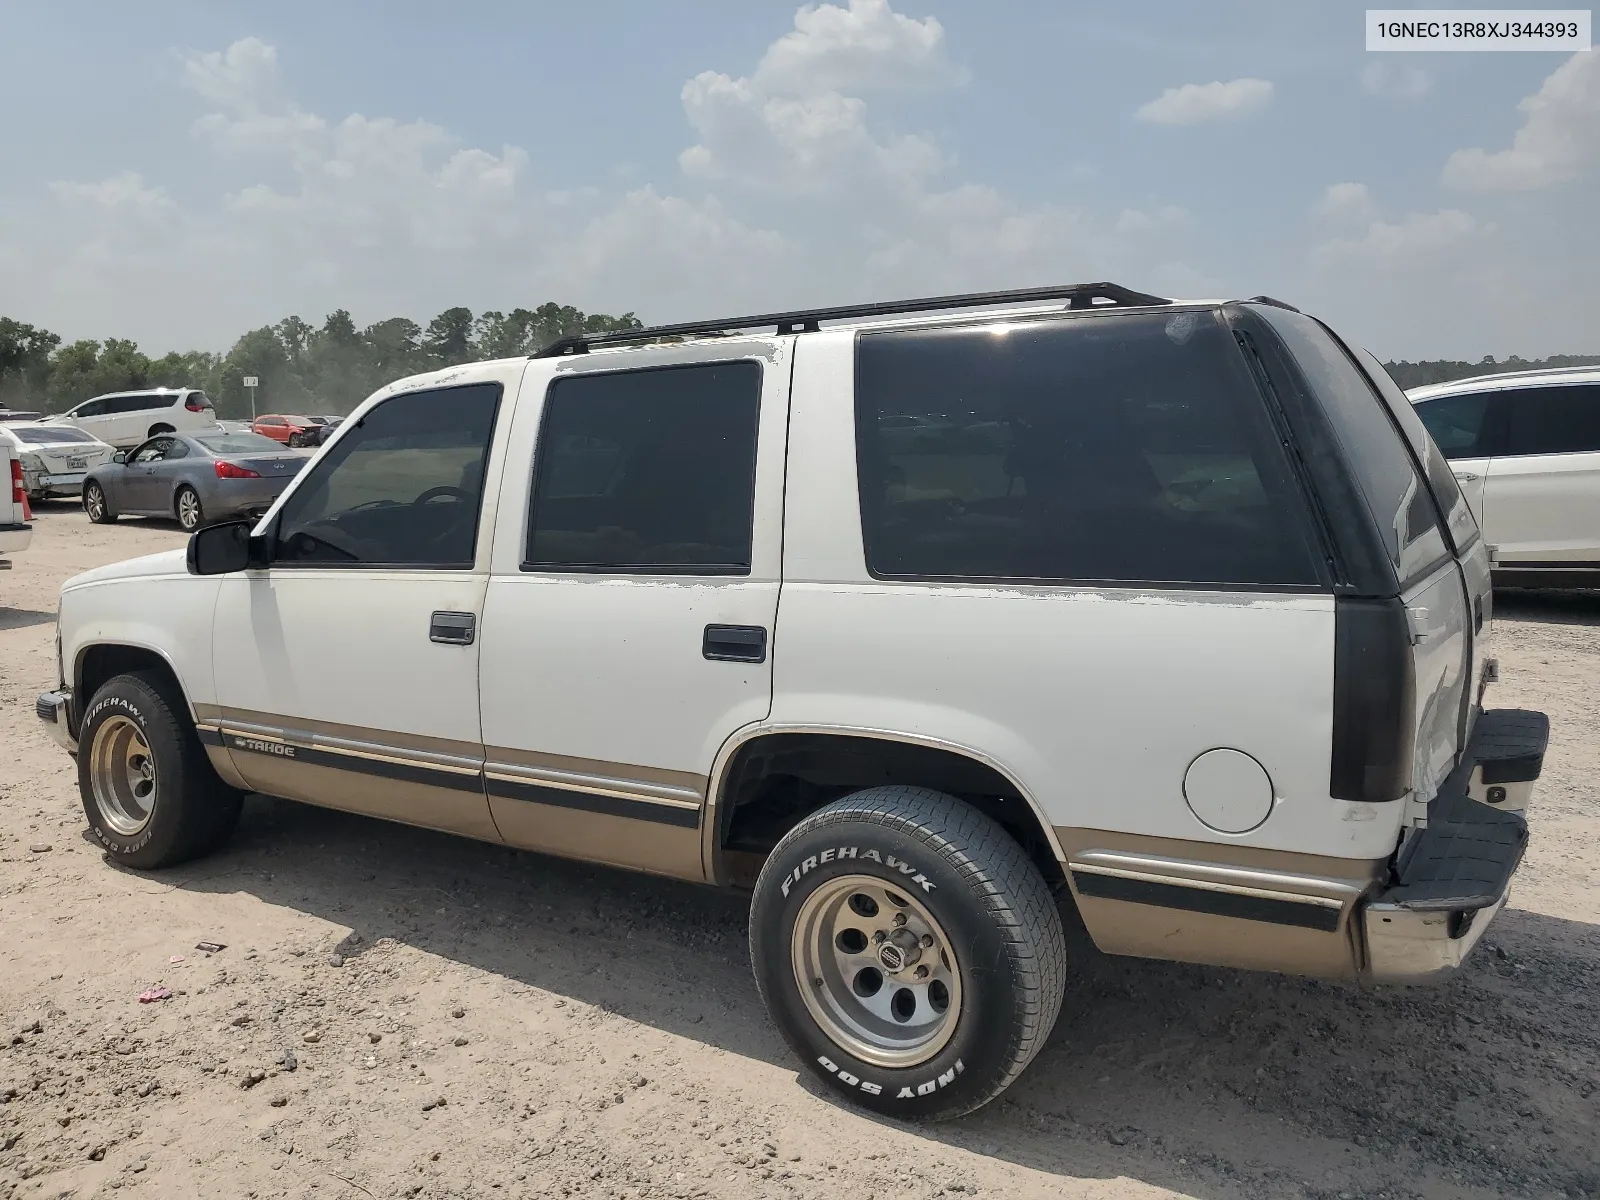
[
  {"x1": 85, "y1": 487, "x2": 103, "y2": 520},
  {"x1": 89, "y1": 716, "x2": 157, "y2": 837},
  {"x1": 177, "y1": 490, "x2": 200, "y2": 529},
  {"x1": 791, "y1": 874, "x2": 962, "y2": 1069}
]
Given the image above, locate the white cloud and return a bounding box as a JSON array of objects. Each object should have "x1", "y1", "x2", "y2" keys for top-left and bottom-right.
[
  {"x1": 1313, "y1": 208, "x2": 1481, "y2": 263},
  {"x1": 1442, "y1": 51, "x2": 1600, "y2": 192},
  {"x1": 1313, "y1": 182, "x2": 1378, "y2": 226},
  {"x1": 1361, "y1": 60, "x2": 1432, "y2": 99},
  {"x1": 1134, "y1": 78, "x2": 1273, "y2": 126},
  {"x1": 14, "y1": 7, "x2": 1205, "y2": 351},
  {"x1": 752, "y1": 0, "x2": 964, "y2": 95}
]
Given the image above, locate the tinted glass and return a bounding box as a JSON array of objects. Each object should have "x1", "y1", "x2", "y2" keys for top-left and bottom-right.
[
  {"x1": 119, "y1": 394, "x2": 165, "y2": 413},
  {"x1": 74, "y1": 400, "x2": 106, "y2": 417},
  {"x1": 10, "y1": 426, "x2": 97, "y2": 444},
  {"x1": 526, "y1": 362, "x2": 761, "y2": 574},
  {"x1": 130, "y1": 437, "x2": 174, "y2": 464},
  {"x1": 1353, "y1": 348, "x2": 1480, "y2": 552},
  {"x1": 164, "y1": 440, "x2": 191, "y2": 460},
  {"x1": 274, "y1": 383, "x2": 501, "y2": 568},
  {"x1": 1252, "y1": 306, "x2": 1449, "y2": 588},
  {"x1": 1414, "y1": 393, "x2": 1491, "y2": 459},
  {"x1": 195, "y1": 432, "x2": 289, "y2": 454},
  {"x1": 189, "y1": 392, "x2": 215, "y2": 410},
  {"x1": 1504, "y1": 384, "x2": 1600, "y2": 456},
  {"x1": 855, "y1": 310, "x2": 1319, "y2": 586}
]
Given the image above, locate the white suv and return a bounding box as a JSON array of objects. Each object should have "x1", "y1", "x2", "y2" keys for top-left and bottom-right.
[
  {"x1": 1410, "y1": 367, "x2": 1600, "y2": 589},
  {"x1": 36, "y1": 284, "x2": 1548, "y2": 1118},
  {"x1": 42, "y1": 387, "x2": 219, "y2": 449}
]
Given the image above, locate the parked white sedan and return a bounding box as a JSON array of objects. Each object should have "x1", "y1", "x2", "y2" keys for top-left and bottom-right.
[
  {"x1": 1410, "y1": 366, "x2": 1600, "y2": 590},
  {"x1": 0, "y1": 422, "x2": 117, "y2": 502}
]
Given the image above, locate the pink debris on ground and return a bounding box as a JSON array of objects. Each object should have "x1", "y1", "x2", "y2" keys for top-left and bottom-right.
[{"x1": 137, "y1": 986, "x2": 172, "y2": 1003}]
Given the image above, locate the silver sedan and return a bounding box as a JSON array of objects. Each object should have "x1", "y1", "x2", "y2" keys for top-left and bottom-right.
[{"x1": 83, "y1": 431, "x2": 308, "y2": 531}]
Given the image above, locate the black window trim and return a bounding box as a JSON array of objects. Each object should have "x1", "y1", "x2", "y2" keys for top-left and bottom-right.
[
  {"x1": 850, "y1": 310, "x2": 1336, "y2": 594},
  {"x1": 519, "y1": 358, "x2": 765, "y2": 578},
  {"x1": 265, "y1": 380, "x2": 505, "y2": 572}
]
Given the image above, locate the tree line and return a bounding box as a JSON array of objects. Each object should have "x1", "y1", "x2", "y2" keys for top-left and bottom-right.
[
  {"x1": 0, "y1": 305, "x2": 641, "y2": 419},
  {"x1": 4, "y1": 308, "x2": 1595, "y2": 417}
]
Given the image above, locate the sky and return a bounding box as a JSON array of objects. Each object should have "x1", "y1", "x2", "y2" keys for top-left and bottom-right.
[{"x1": 0, "y1": 0, "x2": 1595, "y2": 361}]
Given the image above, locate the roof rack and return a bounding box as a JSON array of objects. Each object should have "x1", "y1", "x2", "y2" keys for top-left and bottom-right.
[{"x1": 532, "y1": 281, "x2": 1172, "y2": 358}]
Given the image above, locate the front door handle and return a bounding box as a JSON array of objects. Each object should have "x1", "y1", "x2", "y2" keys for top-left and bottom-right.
[
  {"x1": 1453, "y1": 470, "x2": 1480, "y2": 482},
  {"x1": 430, "y1": 611, "x2": 476, "y2": 645},
  {"x1": 703, "y1": 624, "x2": 767, "y2": 663}
]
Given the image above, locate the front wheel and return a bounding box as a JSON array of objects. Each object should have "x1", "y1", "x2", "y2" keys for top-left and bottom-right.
[
  {"x1": 78, "y1": 672, "x2": 242, "y2": 868},
  {"x1": 84, "y1": 482, "x2": 116, "y2": 524},
  {"x1": 749, "y1": 786, "x2": 1066, "y2": 1120},
  {"x1": 175, "y1": 486, "x2": 203, "y2": 531}
]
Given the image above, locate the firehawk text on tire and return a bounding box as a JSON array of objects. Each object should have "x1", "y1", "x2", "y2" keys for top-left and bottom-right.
[{"x1": 749, "y1": 786, "x2": 1066, "y2": 1119}]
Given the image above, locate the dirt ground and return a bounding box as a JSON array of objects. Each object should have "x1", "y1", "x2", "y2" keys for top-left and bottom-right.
[{"x1": 2, "y1": 502, "x2": 1597, "y2": 1200}]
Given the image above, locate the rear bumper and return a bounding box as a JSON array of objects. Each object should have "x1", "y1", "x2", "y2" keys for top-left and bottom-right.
[
  {"x1": 35, "y1": 688, "x2": 76, "y2": 754},
  {"x1": 1361, "y1": 708, "x2": 1547, "y2": 983},
  {"x1": 23, "y1": 470, "x2": 87, "y2": 496}
]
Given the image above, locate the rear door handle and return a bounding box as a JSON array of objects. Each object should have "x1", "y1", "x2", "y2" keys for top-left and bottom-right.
[
  {"x1": 703, "y1": 624, "x2": 767, "y2": 663},
  {"x1": 429, "y1": 611, "x2": 476, "y2": 645}
]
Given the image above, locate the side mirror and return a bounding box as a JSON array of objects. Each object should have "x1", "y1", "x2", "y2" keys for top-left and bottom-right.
[
  {"x1": 111, "y1": 451, "x2": 126, "y2": 465},
  {"x1": 186, "y1": 520, "x2": 267, "y2": 575}
]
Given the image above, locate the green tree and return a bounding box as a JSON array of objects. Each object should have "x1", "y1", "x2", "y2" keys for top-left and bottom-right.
[
  {"x1": 0, "y1": 318, "x2": 61, "y2": 407},
  {"x1": 422, "y1": 306, "x2": 475, "y2": 367}
]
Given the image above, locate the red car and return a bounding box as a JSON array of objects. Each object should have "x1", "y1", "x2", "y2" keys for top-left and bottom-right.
[{"x1": 251, "y1": 414, "x2": 316, "y2": 444}]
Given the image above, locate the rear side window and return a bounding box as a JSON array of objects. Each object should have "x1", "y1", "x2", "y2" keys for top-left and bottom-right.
[
  {"x1": 525, "y1": 362, "x2": 761, "y2": 574},
  {"x1": 1251, "y1": 307, "x2": 1450, "y2": 588},
  {"x1": 1414, "y1": 394, "x2": 1493, "y2": 459},
  {"x1": 1352, "y1": 348, "x2": 1480, "y2": 553},
  {"x1": 854, "y1": 310, "x2": 1320, "y2": 586},
  {"x1": 1503, "y1": 384, "x2": 1600, "y2": 456}
]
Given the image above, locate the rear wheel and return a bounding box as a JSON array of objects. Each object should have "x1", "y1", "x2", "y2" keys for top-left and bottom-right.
[
  {"x1": 78, "y1": 672, "x2": 242, "y2": 868},
  {"x1": 84, "y1": 482, "x2": 116, "y2": 524},
  {"x1": 175, "y1": 486, "x2": 203, "y2": 531},
  {"x1": 749, "y1": 786, "x2": 1067, "y2": 1119}
]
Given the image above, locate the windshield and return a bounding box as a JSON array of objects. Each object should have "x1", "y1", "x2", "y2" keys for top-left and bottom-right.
[
  {"x1": 9, "y1": 426, "x2": 99, "y2": 445},
  {"x1": 195, "y1": 432, "x2": 290, "y2": 454}
]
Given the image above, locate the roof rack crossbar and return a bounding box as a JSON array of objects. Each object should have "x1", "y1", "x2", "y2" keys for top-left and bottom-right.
[{"x1": 533, "y1": 281, "x2": 1172, "y2": 358}]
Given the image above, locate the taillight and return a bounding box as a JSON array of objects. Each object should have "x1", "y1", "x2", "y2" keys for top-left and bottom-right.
[
  {"x1": 10, "y1": 459, "x2": 30, "y2": 521},
  {"x1": 214, "y1": 461, "x2": 261, "y2": 479},
  {"x1": 185, "y1": 393, "x2": 208, "y2": 412}
]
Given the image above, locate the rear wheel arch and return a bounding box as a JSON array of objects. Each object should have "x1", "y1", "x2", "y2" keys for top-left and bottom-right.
[
  {"x1": 706, "y1": 727, "x2": 1068, "y2": 895},
  {"x1": 147, "y1": 422, "x2": 174, "y2": 438}
]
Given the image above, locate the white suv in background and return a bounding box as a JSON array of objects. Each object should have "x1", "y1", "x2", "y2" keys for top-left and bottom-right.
[
  {"x1": 1410, "y1": 367, "x2": 1600, "y2": 589},
  {"x1": 42, "y1": 388, "x2": 219, "y2": 449}
]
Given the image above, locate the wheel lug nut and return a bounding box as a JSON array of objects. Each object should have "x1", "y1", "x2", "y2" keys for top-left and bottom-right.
[
  {"x1": 920, "y1": 934, "x2": 934, "y2": 948},
  {"x1": 873, "y1": 930, "x2": 887, "y2": 944},
  {"x1": 893, "y1": 913, "x2": 907, "y2": 927},
  {"x1": 914, "y1": 965, "x2": 929, "y2": 980}
]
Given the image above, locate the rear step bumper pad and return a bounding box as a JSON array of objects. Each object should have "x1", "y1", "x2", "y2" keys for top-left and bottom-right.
[
  {"x1": 1465, "y1": 708, "x2": 1549, "y2": 813},
  {"x1": 1364, "y1": 785, "x2": 1531, "y2": 983}
]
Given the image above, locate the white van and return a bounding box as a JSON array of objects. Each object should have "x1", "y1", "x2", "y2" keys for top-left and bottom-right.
[{"x1": 42, "y1": 388, "x2": 219, "y2": 449}]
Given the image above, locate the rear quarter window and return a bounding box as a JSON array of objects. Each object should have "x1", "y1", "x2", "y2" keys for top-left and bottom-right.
[
  {"x1": 854, "y1": 309, "x2": 1322, "y2": 587},
  {"x1": 1249, "y1": 306, "x2": 1451, "y2": 589}
]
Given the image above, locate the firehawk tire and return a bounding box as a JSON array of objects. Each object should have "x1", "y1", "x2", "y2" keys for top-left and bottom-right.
[
  {"x1": 78, "y1": 672, "x2": 242, "y2": 869},
  {"x1": 749, "y1": 785, "x2": 1066, "y2": 1119}
]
